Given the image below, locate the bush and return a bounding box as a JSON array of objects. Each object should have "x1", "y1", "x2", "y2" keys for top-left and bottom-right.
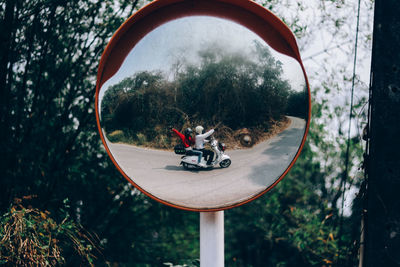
[
  {"x1": 136, "y1": 133, "x2": 147, "y2": 146},
  {"x1": 0, "y1": 197, "x2": 100, "y2": 266},
  {"x1": 107, "y1": 130, "x2": 126, "y2": 143}
]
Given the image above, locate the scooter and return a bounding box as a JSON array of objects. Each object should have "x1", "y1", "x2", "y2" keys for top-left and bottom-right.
[{"x1": 178, "y1": 137, "x2": 231, "y2": 169}]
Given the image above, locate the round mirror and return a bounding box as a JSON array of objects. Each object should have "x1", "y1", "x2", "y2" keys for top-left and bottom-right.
[{"x1": 96, "y1": 0, "x2": 310, "y2": 211}]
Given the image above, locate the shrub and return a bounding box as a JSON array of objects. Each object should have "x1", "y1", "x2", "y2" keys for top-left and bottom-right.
[
  {"x1": 0, "y1": 197, "x2": 100, "y2": 266},
  {"x1": 107, "y1": 130, "x2": 125, "y2": 143},
  {"x1": 136, "y1": 133, "x2": 147, "y2": 146}
]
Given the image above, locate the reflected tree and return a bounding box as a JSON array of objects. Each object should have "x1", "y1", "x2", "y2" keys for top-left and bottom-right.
[{"x1": 101, "y1": 41, "x2": 304, "y2": 146}]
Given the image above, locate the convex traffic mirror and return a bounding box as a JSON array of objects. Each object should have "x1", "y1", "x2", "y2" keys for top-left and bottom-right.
[{"x1": 96, "y1": 0, "x2": 310, "y2": 211}]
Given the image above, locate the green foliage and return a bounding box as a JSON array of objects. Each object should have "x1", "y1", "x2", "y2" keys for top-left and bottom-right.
[
  {"x1": 286, "y1": 89, "x2": 308, "y2": 117},
  {"x1": 0, "y1": 0, "x2": 369, "y2": 266},
  {"x1": 0, "y1": 197, "x2": 99, "y2": 266},
  {"x1": 224, "y1": 137, "x2": 356, "y2": 266},
  {"x1": 0, "y1": 0, "x2": 136, "y2": 208},
  {"x1": 107, "y1": 130, "x2": 126, "y2": 143},
  {"x1": 97, "y1": 193, "x2": 200, "y2": 266},
  {"x1": 101, "y1": 41, "x2": 302, "y2": 146}
]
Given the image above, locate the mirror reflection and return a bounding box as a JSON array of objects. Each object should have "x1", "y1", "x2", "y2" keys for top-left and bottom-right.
[{"x1": 98, "y1": 16, "x2": 308, "y2": 209}]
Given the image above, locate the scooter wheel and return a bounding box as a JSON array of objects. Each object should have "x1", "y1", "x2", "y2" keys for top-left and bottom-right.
[
  {"x1": 182, "y1": 162, "x2": 189, "y2": 169},
  {"x1": 219, "y1": 159, "x2": 231, "y2": 168}
]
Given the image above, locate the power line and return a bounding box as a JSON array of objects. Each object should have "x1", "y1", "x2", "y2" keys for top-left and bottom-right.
[
  {"x1": 338, "y1": 0, "x2": 362, "y2": 253},
  {"x1": 302, "y1": 40, "x2": 353, "y2": 61}
]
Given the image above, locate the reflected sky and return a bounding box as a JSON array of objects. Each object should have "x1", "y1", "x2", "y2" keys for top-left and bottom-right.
[{"x1": 99, "y1": 16, "x2": 305, "y2": 105}]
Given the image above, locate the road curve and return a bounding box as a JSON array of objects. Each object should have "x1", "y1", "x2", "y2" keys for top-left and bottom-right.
[{"x1": 105, "y1": 116, "x2": 306, "y2": 210}]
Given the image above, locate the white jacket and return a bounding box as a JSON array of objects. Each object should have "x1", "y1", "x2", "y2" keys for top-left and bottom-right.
[{"x1": 195, "y1": 129, "x2": 214, "y2": 149}]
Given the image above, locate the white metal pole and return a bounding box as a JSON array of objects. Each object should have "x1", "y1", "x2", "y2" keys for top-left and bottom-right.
[{"x1": 200, "y1": 211, "x2": 224, "y2": 267}]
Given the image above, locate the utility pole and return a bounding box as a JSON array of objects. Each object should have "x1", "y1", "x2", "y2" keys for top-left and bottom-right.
[{"x1": 364, "y1": 0, "x2": 400, "y2": 265}]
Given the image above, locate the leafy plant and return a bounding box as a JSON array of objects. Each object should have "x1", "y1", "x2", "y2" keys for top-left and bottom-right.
[{"x1": 0, "y1": 197, "x2": 100, "y2": 266}]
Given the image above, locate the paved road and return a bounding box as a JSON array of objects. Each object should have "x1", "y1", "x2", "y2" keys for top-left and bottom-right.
[{"x1": 105, "y1": 116, "x2": 306, "y2": 209}]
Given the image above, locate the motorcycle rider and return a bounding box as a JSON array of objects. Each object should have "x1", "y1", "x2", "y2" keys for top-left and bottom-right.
[
  {"x1": 194, "y1": 125, "x2": 215, "y2": 166},
  {"x1": 171, "y1": 127, "x2": 204, "y2": 166}
]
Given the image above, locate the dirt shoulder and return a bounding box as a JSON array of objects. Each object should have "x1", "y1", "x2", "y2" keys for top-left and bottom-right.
[
  {"x1": 216, "y1": 116, "x2": 291, "y2": 150},
  {"x1": 108, "y1": 116, "x2": 292, "y2": 151}
]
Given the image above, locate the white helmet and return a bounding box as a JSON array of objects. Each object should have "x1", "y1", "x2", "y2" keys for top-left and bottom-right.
[{"x1": 195, "y1": 125, "x2": 204, "y2": 134}]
